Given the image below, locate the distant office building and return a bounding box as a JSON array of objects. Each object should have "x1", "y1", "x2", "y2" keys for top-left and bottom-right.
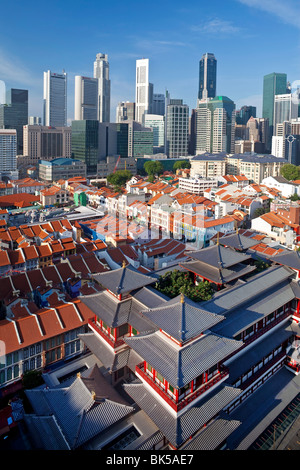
[
  {"x1": 128, "y1": 121, "x2": 153, "y2": 158},
  {"x1": 43, "y1": 70, "x2": 67, "y2": 127},
  {"x1": 98, "y1": 122, "x2": 118, "y2": 160},
  {"x1": 0, "y1": 129, "x2": 18, "y2": 179},
  {"x1": 71, "y1": 120, "x2": 99, "y2": 175},
  {"x1": 23, "y1": 125, "x2": 71, "y2": 163},
  {"x1": 198, "y1": 53, "x2": 217, "y2": 102},
  {"x1": 0, "y1": 88, "x2": 28, "y2": 154},
  {"x1": 144, "y1": 114, "x2": 165, "y2": 152},
  {"x1": 116, "y1": 102, "x2": 135, "y2": 123},
  {"x1": 236, "y1": 106, "x2": 256, "y2": 125},
  {"x1": 74, "y1": 76, "x2": 98, "y2": 120},
  {"x1": 94, "y1": 53, "x2": 110, "y2": 122},
  {"x1": 274, "y1": 93, "x2": 298, "y2": 131},
  {"x1": 262, "y1": 72, "x2": 287, "y2": 150},
  {"x1": 246, "y1": 117, "x2": 269, "y2": 153},
  {"x1": 189, "y1": 109, "x2": 197, "y2": 155},
  {"x1": 39, "y1": 157, "x2": 87, "y2": 182},
  {"x1": 196, "y1": 96, "x2": 236, "y2": 154},
  {"x1": 152, "y1": 93, "x2": 165, "y2": 115},
  {"x1": 28, "y1": 116, "x2": 41, "y2": 125},
  {"x1": 166, "y1": 99, "x2": 189, "y2": 157},
  {"x1": 135, "y1": 58, "x2": 153, "y2": 124}
]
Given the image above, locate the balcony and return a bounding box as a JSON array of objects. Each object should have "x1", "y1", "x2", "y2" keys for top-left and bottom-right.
[
  {"x1": 88, "y1": 318, "x2": 126, "y2": 350},
  {"x1": 135, "y1": 362, "x2": 229, "y2": 413}
]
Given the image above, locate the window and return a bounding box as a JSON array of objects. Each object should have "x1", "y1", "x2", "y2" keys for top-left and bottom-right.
[{"x1": 156, "y1": 371, "x2": 164, "y2": 383}]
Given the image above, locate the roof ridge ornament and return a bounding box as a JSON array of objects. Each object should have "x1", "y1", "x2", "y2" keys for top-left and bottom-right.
[
  {"x1": 122, "y1": 260, "x2": 126, "y2": 268},
  {"x1": 181, "y1": 292, "x2": 185, "y2": 303}
]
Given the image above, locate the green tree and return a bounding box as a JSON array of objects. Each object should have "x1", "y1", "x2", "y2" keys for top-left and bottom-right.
[
  {"x1": 253, "y1": 207, "x2": 266, "y2": 218},
  {"x1": 290, "y1": 193, "x2": 300, "y2": 201},
  {"x1": 280, "y1": 164, "x2": 300, "y2": 181},
  {"x1": 173, "y1": 160, "x2": 191, "y2": 171},
  {"x1": 144, "y1": 161, "x2": 164, "y2": 178},
  {"x1": 155, "y1": 270, "x2": 213, "y2": 302},
  {"x1": 107, "y1": 170, "x2": 132, "y2": 189},
  {"x1": 22, "y1": 370, "x2": 44, "y2": 390}
]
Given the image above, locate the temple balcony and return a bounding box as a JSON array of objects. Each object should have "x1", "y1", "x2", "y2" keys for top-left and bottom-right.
[
  {"x1": 135, "y1": 362, "x2": 229, "y2": 413},
  {"x1": 88, "y1": 318, "x2": 127, "y2": 350}
]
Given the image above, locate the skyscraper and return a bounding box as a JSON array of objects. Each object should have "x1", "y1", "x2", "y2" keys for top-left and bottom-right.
[
  {"x1": 0, "y1": 129, "x2": 17, "y2": 175},
  {"x1": 166, "y1": 99, "x2": 189, "y2": 157},
  {"x1": 0, "y1": 88, "x2": 28, "y2": 154},
  {"x1": 43, "y1": 70, "x2": 67, "y2": 127},
  {"x1": 195, "y1": 96, "x2": 236, "y2": 154},
  {"x1": 262, "y1": 72, "x2": 287, "y2": 150},
  {"x1": 74, "y1": 76, "x2": 98, "y2": 120},
  {"x1": 116, "y1": 101, "x2": 135, "y2": 122},
  {"x1": 198, "y1": 53, "x2": 217, "y2": 102},
  {"x1": 273, "y1": 93, "x2": 298, "y2": 132},
  {"x1": 93, "y1": 53, "x2": 110, "y2": 123},
  {"x1": 71, "y1": 120, "x2": 99, "y2": 175},
  {"x1": 236, "y1": 105, "x2": 257, "y2": 125},
  {"x1": 135, "y1": 58, "x2": 153, "y2": 124}
]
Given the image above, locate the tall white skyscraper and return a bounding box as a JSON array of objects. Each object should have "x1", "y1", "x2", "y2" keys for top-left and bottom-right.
[
  {"x1": 135, "y1": 58, "x2": 153, "y2": 124},
  {"x1": 43, "y1": 70, "x2": 67, "y2": 127},
  {"x1": 93, "y1": 53, "x2": 110, "y2": 122},
  {"x1": 74, "y1": 76, "x2": 98, "y2": 120}
]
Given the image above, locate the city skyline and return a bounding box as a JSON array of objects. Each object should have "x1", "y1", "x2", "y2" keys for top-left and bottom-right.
[{"x1": 0, "y1": 0, "x2": 299, "y2": 123}]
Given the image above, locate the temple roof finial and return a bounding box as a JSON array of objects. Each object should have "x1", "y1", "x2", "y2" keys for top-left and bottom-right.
[
  {"x1": 181, "y1": 292, "x2": 185, "y2": 304},
  {"x1": 122, "y1": 260, "x2": 126, "y2": 268}
]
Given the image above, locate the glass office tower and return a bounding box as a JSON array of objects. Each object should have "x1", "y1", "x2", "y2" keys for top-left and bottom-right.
[
  {"x1": 0, "y1": 88, "x2": 28, "y2": 154},
  {"x1": 198, "y1": 53, "x2": 217, "y2": 101},
  {"x1": 71, "y1": 120, "x2": 99, "y2": 175},
  {"x1": 262, "y1": 72, "x2": 287, "y2": 151}
]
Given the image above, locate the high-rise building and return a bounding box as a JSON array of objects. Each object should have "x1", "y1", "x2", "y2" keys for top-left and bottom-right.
[
  {"x1": 116, "y1": 101, "x2": 135, "y2": 123},
  {"x1": 196, "y1": 96, "x2": 236, "y2": 154},
  {"x1": 71, "y1": 120, "x2": 99, "y2": 175},
  {"x1": 128, "y1": 121, "x2": 153, "y2": 158},
  {"x1": 262, "y1": 72, "x2": 287, "y2": 150},
  {"x1": 74, "y1": 76, "x2": 98, "y2": 120},
  {"x1": 43, "y1": 70, "x2": 67, "y2": 127},
  {"x1": 198, "y1": 53, "x2": 217, "y2": 102},
  {"x1": 28, "y1": 116, "x2": 41, "y2": 126},
  {"x1": 273, "y1": 93, "x2": 298, "y2": 132},
  {"x1": 93, "y1": 53, "x2": 110, "y2": 123},
  {"x1": 0, "y1": 129, "x2": 18, "y2": 176},
  {"x1": 152, "y1": 93, "x2": 165, "y2": 116},
  {"x1": 23, "y1": 125, "x2": 72, "y2": 163},
  {"x1": 166, "y1": 99, "x2": 189, "y2": 157},
  {"x1": 0, "y1": 88, "x2": 28, "y2": 154},
  {"x1": 144, "y1": 114, "x2": 165, "y2": 152},
  {"x1": 135, "y1": 58, "x2": 153, "y2": 124},
  {"x1": 236, "y1": 105, "x2": 256, "y2": 125}
]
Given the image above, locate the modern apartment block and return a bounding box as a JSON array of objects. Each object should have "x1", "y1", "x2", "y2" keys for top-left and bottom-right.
[
  {"x1": 23, "y1": 125, "x2": 72, "y2": 162},
  {"x1": 273, "y1": 93, "x2": 298, "y2": 132},
  {"x1": 93, "y1": 53, "x2": 110, "y2": 123},
  {"x1": 74, "y1": 76, "x2": 98, "y2": 120},
  {"x1": 0, "y1": 88, "x2": 28, "y2": 155},
  {"x1": 43, "y1": 70, "x2": 67, "y2": 127}
]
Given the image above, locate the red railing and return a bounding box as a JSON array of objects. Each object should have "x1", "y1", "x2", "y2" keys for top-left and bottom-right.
[
  {"x1": 135, "y1": 362, "x2": 229, "y2": 413},
  {"x1": 88, "y1": 318, "x2": 126, "y2": 349}
]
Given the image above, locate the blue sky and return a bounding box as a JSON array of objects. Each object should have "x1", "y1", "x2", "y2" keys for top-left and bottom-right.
[{"x1": 0, "y1": 0, "x2": 299, "y2": 123}]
